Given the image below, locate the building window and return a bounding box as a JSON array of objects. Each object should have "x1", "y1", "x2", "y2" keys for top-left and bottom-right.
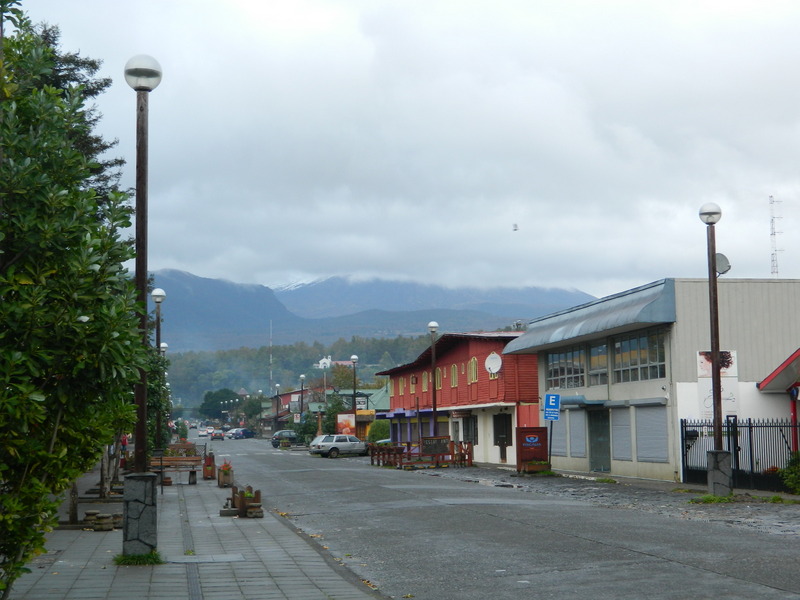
[
  {"x1": 612, "y1": 328, "x2": 666, "y2": 383},
  {"x1": 435, "y1": 367, "x2": 442, "y2": 390},
  {"x1": 399, "y1": 377, "x2": 405, "y2": 395},
  {"x1": 422, "y1": 372, "x2": 428, "y2": 392},
  {"x1": 546, "y1": 346, "x2": 586, "y2": 389},
  {"x1": 589, "y1": 342, "x2": 608, "y2": 386},
  {"x1": 467, "y1": 357, "x2": 478, "y2": 384},
  {"x1": 450, "y1": 364, "x2": 458, "y2": 387},
  {"x1": 409, "y1": 374, "x2": 416, "y2": 394}
]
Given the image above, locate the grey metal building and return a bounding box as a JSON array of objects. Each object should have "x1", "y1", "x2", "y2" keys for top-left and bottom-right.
[{"x1": 504, "y1": 278, "x2": 800, "y2": 481}]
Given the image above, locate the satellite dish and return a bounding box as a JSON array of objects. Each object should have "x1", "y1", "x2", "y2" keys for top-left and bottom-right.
[
  {"x1": 715, "y1": 253, "x2": 731, "y2": 276},
  {"x1": 485, "y1": 352, "x2": 502, "y2": 374}
]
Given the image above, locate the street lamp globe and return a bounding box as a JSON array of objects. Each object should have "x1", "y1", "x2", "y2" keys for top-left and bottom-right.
[
  {"x1": 428, "y1": 321, "x2": 439, "y2": 334},
  {"x1": 151, "y1": 288, "x2": 166, "y2": 304},
  {"x1": 124, "y1": 55, "x2": 163, "y2": 91},
  {"x1": 699, "y1": 202, "x2": 722, "y2": 225}
]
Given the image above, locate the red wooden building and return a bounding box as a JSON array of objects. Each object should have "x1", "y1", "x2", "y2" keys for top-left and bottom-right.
[{"x1": 376, "y1": 332, "x2": 539, "y2": 465}]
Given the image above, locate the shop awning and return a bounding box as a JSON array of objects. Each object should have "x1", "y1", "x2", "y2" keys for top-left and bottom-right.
[{"x1": 757, "y1": 348, "x2": 800, "y2": 393}]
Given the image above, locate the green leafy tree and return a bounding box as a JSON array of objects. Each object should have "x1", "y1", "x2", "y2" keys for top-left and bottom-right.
[
  {"x1": 321, "y1": 394, "x2": 347, "y2": 435},
  {"x1": 0, "y1": 6, "x2": 147, "y2": 597},
  {"x1": 366, "y1": 419, "x2": 389, "y2": 443},
  {"x1": 198, "y1": 388, "x2": 238, "y2": 421}
]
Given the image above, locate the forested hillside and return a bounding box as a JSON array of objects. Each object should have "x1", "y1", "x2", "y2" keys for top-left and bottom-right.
[{"x1": 168, "y1": 335, "x2": 432, "y2": 407}]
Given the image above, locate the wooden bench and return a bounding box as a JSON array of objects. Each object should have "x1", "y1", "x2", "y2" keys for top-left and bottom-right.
[{"x1": 149, "y1": 455, "x2": 203, "y2": 484}]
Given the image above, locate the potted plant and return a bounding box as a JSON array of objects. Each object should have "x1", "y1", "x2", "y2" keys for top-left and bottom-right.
[{"x1": 217, "y1": 460, "x2": 234, "y2": 487}]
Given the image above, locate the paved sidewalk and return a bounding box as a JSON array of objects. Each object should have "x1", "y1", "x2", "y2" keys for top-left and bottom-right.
[{"x1": 9, "y1": 473, "x2": 384, "y2": 600}]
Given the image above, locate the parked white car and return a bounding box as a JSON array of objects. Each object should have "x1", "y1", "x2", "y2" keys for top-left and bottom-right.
[{"x1": 308, "y1": 434, "x2": 368, "y2": 458}]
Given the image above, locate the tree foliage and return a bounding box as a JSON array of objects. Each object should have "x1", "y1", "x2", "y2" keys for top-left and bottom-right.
[
  {"x1": 0, "y1": 6, "x2": 147, "y2": 596},
  {"x1": 168, "y1": 335, "x2": 430, "y2": 408}
]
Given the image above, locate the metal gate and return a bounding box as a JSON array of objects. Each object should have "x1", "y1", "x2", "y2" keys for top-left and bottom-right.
[{"x1": 681, "y1": 417, "x2": 799, "y2": 492}]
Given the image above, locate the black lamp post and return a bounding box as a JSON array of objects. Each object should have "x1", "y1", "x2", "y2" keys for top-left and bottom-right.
[
  {"x1": 126, "y1": 54, "x2": 162, "y2": 473},
  {"x1": 351, "y1": 355, "x2": 358, "y2": 412},
  {"x1": 428, "y1": 321, "x2": 439, "y2": 436},
  {"x1": 299, "y1": 374, "x2": 305, "y2": 416},
  {"x1": 151, "y1": 288, "x2": 166, "y2": 449},
  {"x1": 699, "y1": 202, "x2": 723, "y2": 451},
  {"x1": 274, "y1": 384, "x2": 281, "y2": 431}
]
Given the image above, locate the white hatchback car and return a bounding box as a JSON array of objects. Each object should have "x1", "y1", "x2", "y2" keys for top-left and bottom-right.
[{"x1": 308, "y1": 434, "x2": 368, "y2": 458}]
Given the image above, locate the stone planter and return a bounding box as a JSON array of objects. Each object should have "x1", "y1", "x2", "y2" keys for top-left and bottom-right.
[
  {"x1": 217, "y1": 468, "x2": 234, "y2": 488},
  {"x1": 94, "y1": 514, "x2": 113, "y2": 531}
]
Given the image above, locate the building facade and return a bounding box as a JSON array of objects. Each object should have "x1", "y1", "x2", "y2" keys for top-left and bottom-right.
[
  {"x1": 504, "y1": 278, "x2": 800, "y2": 481},
  {"x1": 377, "y1": 332, "x2": 539, "y2": 465}
]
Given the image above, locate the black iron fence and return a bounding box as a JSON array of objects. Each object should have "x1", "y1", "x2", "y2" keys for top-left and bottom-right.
[{"x1": 681, "y1": 417, "x2": 799, "y2": 492}]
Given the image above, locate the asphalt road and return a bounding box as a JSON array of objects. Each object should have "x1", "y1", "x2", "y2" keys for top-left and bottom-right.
[{"x1": 202, "y1": 433, "x2": 800, "y2": 600}]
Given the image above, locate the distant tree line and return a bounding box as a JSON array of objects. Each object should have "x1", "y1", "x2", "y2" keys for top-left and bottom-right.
[{"x1": 167, "y1": 335, "x2": 432, "y2": 407}]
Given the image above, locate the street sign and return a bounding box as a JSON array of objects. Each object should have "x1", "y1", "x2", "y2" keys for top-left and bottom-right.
[{"x1": 544, "y1": 393, "x2": 561, "y2": 421}]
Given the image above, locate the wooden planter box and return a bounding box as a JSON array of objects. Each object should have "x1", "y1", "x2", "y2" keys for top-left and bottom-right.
[
  {"x1": 521, "y1": 463, "x2": 551, "y2": 473},
  {"x1": 217, "y1": 468, "x2": 234, "y2": 487}
]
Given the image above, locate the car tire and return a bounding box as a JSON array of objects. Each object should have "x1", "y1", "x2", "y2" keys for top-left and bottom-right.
[{"x1": 328, "y1": 448, "x2": 339, "y2": 458}]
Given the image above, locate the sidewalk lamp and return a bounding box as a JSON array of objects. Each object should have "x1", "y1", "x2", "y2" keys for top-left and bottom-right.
[
  {"x1": 428, "y1": 321, "x2": 439, "y2": 436},
  {"x1": 351, "y1": 355, "x2": 358, "y2": 412},
  {"x1": 126, "y1": 54, "x2": 162, "y2": 473}
]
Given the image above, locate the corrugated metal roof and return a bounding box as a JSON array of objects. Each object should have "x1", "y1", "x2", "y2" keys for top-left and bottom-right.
[
  {"x1": 504, "y1": 279, "x2": 677, "y2": 354},
  {"x1": 376, "y1": 331, "x2": 524, "y2": 375}
]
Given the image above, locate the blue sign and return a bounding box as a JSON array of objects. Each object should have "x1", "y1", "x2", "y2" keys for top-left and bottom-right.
[{"x1": 544, "y1": 393, "x2": 561, "y2": 421}]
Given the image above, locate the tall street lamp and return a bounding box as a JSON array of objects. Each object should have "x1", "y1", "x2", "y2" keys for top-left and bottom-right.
[
  {"x1": 126, "y1": 54, "x2": 162, "y2": 473},
  {"x1": 428, "y1": 321, "x2": 439, "y2": 436},
  {"x1": 351, "y1": 355, "x2": 358, "y2": 412},
  {"x1": 299, "y1": 374, "x2": 305, "y2": 417},
  {"x1": 699, "y1": 203, "x2": 723, "y2": 451},
  {"x1": 274, "y1": 384, "x2": 281, "y2": 431},
  {"x1": 151, "y1": 288, "x2": 166, "y2": 449},
  {"x1": 700, "y1": 202, "x2": 733, "y2": 496},
  {"x1": 151, "y1": 288, "x2": 166, "y2": 348}
]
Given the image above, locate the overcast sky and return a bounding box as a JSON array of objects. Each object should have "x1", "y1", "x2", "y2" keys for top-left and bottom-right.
[{"x1": 21, "y1": 0, "x2": 800, "y2": 298}]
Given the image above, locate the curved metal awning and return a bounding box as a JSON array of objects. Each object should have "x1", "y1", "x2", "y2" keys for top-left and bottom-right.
[{"x1": 505, "y1": 279, "x2": 677, "y2": 354}]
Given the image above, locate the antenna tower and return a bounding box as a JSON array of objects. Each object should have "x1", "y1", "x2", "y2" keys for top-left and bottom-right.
[{"x1": 770, "y1": 195, "x2": 783, "y2": 277}]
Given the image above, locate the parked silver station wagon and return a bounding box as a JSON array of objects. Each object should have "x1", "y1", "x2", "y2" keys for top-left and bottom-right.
[{"x1": 308, "y1": 434, "x2": 368, "y2": 458}]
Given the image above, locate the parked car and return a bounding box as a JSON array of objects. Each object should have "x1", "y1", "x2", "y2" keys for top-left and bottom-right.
[
  {"x1": 210, "y1": 429, "x2": 225, "y2": 440},
  {"x1": 271, "y1": 430, "x2": 299, "y2": 448},
  {"x1": 308, "y1": 434, "x2": 368, "y2": 458},
  {"x1": 232, "y1": 428, "x2": 255, "y2": 439},
  {"x1": 189, "y1": 422, "x2": 197, "y2": 429},
  {"x1": 226, "y1": 428, "x2": 241, "y2": 439}
]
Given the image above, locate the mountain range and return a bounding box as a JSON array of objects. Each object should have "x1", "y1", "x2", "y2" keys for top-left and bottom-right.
[{"x1": 151, "y1": 270, "x2": 595, "y2": 353}]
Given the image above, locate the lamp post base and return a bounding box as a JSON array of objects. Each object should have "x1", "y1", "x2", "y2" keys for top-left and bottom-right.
[
  {"x1": 123, "y1": 472, "x2": 158, "y2": 555},
  {"x1": 706, "y1": 450, "x2": 732, "y2": 496}
]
